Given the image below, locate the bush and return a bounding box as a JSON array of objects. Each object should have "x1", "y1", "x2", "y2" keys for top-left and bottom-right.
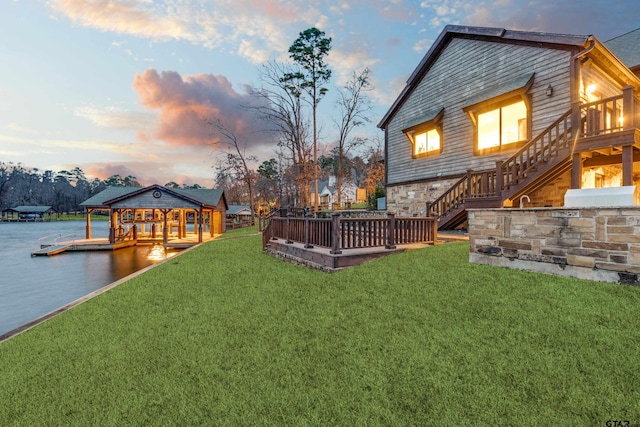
[{"x1": 366, "y1": 186, "x2": 385, "y2": 210}]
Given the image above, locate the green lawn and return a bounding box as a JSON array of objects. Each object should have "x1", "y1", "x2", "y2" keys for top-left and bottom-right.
[{"x1": 1, "y1": 228, "x2": 639, "y2": 426}]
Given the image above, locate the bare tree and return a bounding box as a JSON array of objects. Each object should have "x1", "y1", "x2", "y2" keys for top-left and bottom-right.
[
  {"x1": 208, "y1": 117, "x2": 258, "y2": 216},
  {"x1": 333, "y1": 67, "x2": 373, "y2": 205},
  {"x1": 251, "y1": 60, "x2": 312, "y2": 206}
]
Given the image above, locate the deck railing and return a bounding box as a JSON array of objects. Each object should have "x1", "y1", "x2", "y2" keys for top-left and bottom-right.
[
  {"x1": 263, "y1": 213, "x2": 438, "y2": 253},
  {"x1": 579, "y1": 94, "x2": 624, "y2": 137}
]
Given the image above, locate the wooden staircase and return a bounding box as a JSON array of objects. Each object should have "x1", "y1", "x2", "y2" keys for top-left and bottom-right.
[{"x1": 428, "y1": 109, "x2": 576, "y2": 229}]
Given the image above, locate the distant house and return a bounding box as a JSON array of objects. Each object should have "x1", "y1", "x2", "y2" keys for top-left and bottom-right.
[
  {"x1": 1, "y1": 206, "x2": 57, "y2": 221},
  {"x1": 309, "y1": 177, "x2": 367, "y2": 210},
  {"x1": 226, "y1": 205, "x2": 253, "y2": 228},
  {"x1": 378, "y1": 25, "x2": 640, "y2": 229}
]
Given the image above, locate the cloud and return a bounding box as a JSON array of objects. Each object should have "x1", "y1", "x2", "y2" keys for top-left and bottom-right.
[
  {"x1": 74, "y1": 105, "x2": 156, "y2": 129},
  {"x1": 51, "y1": 0, "x2": 195, "y2": 42},
  {"x1": 451, "y1": 0, "x2": 640, "y2": 41},
  {"x1": 132, "y1": 68, "x2": 274, "y2": 150}
]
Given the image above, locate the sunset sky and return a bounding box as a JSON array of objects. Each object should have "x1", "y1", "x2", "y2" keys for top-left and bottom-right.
[{"x1": 1, "y1": 0, "x2": 639, "y2": 187}]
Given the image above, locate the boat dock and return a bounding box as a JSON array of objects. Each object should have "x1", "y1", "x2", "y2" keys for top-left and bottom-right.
[{"x1": 31, "y1": 244, "x2": 71, "y2": 256}]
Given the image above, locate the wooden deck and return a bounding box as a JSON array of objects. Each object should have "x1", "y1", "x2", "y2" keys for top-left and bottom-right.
[
  {"x1": 262, "y1": 213, "x2": 448, "y2": 271},
  {"x1": 31, "y1": 244, "x2": 71, "y2": 256},
  {"x1": 265, "y1": 231, "x2": 467, "y2": 272}
]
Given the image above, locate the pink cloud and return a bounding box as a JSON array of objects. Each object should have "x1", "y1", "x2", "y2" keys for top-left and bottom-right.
[
  {"x1": 133, "y1": 68, "x2": 273, "y2": 149},
  {"x1": 52, "y1": 0, "x2": 192, "y2": 41}
]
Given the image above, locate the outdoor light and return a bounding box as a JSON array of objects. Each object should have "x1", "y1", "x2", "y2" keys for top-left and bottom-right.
[{"x1": 546, "y1": 84, "x2": 553, "y2": 97}]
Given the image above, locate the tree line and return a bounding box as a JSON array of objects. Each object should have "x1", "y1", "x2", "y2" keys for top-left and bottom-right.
[{"x1": 0, "y1": 163, "x2": 202, "y2": 213}]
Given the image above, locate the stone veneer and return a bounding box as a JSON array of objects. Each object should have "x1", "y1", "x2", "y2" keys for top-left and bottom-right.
[
  {"x1": 468, "y1": 207, "x2": 640, "y2": 285},
  {"x1": 386, "y1": 177, "x2": 462, "y2": 216}
]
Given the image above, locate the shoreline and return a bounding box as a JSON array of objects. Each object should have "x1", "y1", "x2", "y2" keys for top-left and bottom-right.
[{"x1": 0, "y1": 242, "x2": 203, "y2": 344}]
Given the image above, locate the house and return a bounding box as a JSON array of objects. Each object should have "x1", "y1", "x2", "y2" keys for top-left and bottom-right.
[
  {"x1": 309, "y1": 177, "x2": 367, "y2": 210},
  {"x1": 226, "y1": 205, "x2": 253, "y2": 228},
  {"x1": 378, "y1": 25, "x2": 640, "y2": 229},
  {"x1": 80, "y1": 185, "x2": 228, "y2": 244}
]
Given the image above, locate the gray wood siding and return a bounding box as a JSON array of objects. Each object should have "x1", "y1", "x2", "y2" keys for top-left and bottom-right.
[
  {"x1": 111, "y1": 190, "x2": 200, "y2": 209},
  {"x1": 387, "y1": 38, "x2": 573, "y2": 185}
]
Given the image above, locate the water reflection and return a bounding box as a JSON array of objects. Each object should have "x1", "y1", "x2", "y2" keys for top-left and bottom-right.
[
  {"x1": 147, "y1": 244, "x2": 167, "y2": 261},
  {"x1": 0, "y1": 220, "x2": 179, "y2": 337}
]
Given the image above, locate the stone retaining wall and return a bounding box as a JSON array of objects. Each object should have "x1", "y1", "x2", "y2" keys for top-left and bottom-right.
[
  {"x1": 468, "y1": 207, "x2": 640, "y2": 285},
  {"x1": 386, "y1": 177, "x2": 463, "y2": 216}
]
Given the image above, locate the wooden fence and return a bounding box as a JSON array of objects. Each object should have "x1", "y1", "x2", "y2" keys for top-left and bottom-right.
[{"x1": 262, "y1": 212, "x2": 438, "y2": 254}]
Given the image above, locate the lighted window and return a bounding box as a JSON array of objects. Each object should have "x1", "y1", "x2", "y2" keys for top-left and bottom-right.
[
  {"x1": 477, "y1": 100, "x2": 527, "y2": 151},
  {"x1": 402, "y1": 107, "x2": 444, "y2": 158},
  {"x1": 414, "y1": 129, "x2": 441, "y2": 156}
]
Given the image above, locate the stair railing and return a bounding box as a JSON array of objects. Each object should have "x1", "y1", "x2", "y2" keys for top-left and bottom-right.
[{"x1": 498, "y1": 108, "x2": 573, "y2": 192}]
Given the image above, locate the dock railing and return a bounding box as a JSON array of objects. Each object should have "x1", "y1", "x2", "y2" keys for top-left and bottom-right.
[{"x1": 263, "y1": 212, "x2": 438, "y2": 254}]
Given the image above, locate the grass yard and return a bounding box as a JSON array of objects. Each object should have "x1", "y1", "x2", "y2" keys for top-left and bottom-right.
[{"x1": 1, "y1": 227, "x2": 639, "y2": 425}]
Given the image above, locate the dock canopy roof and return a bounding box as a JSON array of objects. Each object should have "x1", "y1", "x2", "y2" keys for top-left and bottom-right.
[
  {"x1": 80, "y1": 185, "x2": 228, "y2": 211},
  {"x1": 2, "y1": 206, "x2": 57, "y2": 214}
]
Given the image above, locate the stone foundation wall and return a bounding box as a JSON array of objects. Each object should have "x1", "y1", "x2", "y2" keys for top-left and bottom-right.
[
  {"x1": 468, "y1": 207, "x2": 640, "y2": 284},
  {"x1": 525, "y1": 170, "x2": 571, "y2": 207},
  {"x1": 386, "y1": 177, "x2": 463, "y2": 217}
]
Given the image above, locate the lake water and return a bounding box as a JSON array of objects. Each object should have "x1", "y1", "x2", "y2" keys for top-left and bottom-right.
[{"x1": 0, "y1": 220, "x2": 172, "y2": 337}]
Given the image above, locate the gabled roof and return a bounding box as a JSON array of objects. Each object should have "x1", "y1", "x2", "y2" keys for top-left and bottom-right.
[
  {"x1": 80, "y1": 187, "x2": 139, "y2": 207},
  {"x1": 3, "y1": 206, "x2": 56, "y2": 213},
  {"x1": 173, "y1": 188, "x2": 228, "y2": 210},
  {"x1": 378, "y1": 25, "x2": 590, "y2": 129},
  {"x1": 80, "y1": 185, "x2": 227, "y2": 210},
  {"x1": 311, "y1": 179, "x2": 330, "y2": 193},
  {"x1": 227, "y1": 205, "x2": 252, "y2": 215},
  {"x1": 605, "y1": 28, "x2": 640, "y2": 71}
]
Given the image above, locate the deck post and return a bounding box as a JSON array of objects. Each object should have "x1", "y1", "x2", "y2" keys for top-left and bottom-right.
[
  {"x1": 162, "y1": 208, "x2": 169, "y2": 246},
  {"x1": 108, "y1": 209, "x2": 117, "y2": 244},
  {"x1": 432, "y1": 213, "x2": 439, "y2": 244},
  {"x1": 622, "y1": 145, "x2": 633, "y2": 186},
  {"x1": 495, "y1": 161, "x2": 503, "y2": 196},
  {"x1": 385, "y1": 212, "x2": 396, "y2": 249},
  {"x1": 198, "y1": 207, "x2": 203, "y2": 243},
  {"x1": 571, "y1": 100, "x2": 582, "y2": 138},
  {"x1": 304, "y1": 217, "x2": 313, "y2": 248},
  {"x1": 623, "y1": 85, "x2": 635, "y2": 130},
  {"x1": 85, "y1": 209, "x2": 92, "y2": 239},
  {"x1": 466, "y1": 169, "x2": 473, "y2": 198},
  {"x1": 285, "y1": 213, "x2": 292, "y2": 243},
  {"x1": 571, "y1": 152, "x2": 582, "y2": 189},
  {"x1": 425, "y1": 202, "x2": 431, "y2": 216},
  {"x1": 330, "y1": 212, "x2": 342, "y2": 254}
]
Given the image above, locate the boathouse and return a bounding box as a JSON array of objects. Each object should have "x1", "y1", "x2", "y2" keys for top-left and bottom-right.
[
  {"x1": 1, "y1": 206, "x2": 57, "y2": 221},
  {"x1": 80, "y1": 185, "x2": 228, "y2": 247}
]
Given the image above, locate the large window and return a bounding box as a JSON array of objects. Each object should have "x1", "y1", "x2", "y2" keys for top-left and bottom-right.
[
  {"x1": 462, "y1": 73, "x2": 533, "y2": 155},
  {"x1": 477, "y1": 100, "x2": 527, "y2": 150}
]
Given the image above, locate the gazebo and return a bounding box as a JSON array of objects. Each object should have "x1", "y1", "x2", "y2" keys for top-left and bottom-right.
[{"x1": 80, "y1": 185, "x2": 228, "y2": 246}]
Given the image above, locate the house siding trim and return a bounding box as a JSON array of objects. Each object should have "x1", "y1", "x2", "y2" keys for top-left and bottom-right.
[{"x1": 378, "y1": 25, "x2": 589, "y2": 130}]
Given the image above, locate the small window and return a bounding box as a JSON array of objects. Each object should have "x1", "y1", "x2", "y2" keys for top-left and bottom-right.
[
  {"x1": 402, "y1": 107, "x2": 444, "y2": 159},
  {"x1": 413, "y1": 128, "x2": 441, "y2": 156}
]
